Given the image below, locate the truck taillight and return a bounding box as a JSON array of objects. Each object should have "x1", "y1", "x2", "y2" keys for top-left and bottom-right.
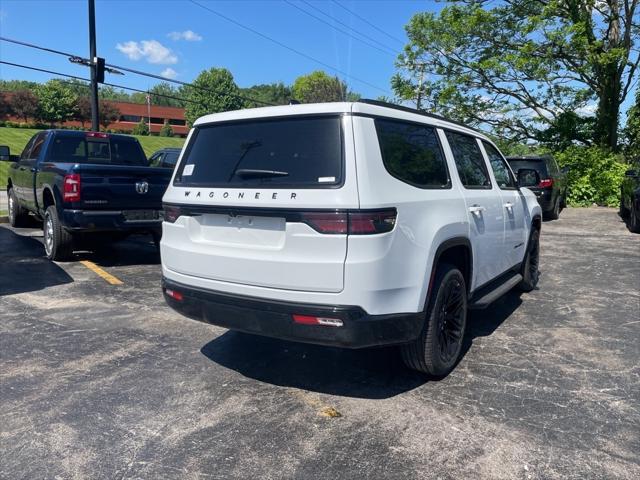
[
  {"x1": 63, "y1": 174, "x2": 81, "y2": 202},
  {"x1": 300, "y1": 209, "x2": 397, "y2": 235},
  {"x1": 538, "y1": 178, "x2": 554, "y2": 188}
]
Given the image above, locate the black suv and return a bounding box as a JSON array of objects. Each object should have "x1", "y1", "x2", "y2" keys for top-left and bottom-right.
[
  {"x1": 506, "y1": 155, "x2": 568, "y2": 220},
  {"x1": 148, "y1": 148, "x2": 181, "y2": 169},
  {"x1": 620, "y1": 159, "x2": 640, "y2": 233}
]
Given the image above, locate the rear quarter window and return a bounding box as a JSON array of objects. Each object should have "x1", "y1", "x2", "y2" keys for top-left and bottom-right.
[
  {"x1": 507, "y1": 159, "x2": 549, "y2": 178},
  {"x1": 375, "y1": 118, "x2": 450, "y2": 189},
  {"x1": 175, "y1": 116, "x2": 343, "y2": 188}
]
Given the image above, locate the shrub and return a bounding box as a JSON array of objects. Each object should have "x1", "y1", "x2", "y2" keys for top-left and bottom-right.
[
  {"x1": 555, "y1": 146, "x2": 627, "y2": 207},
  {"x1": 132, "y1": 118, "x2": 149, "y2": 136},
  {"x1": 159, "y1": 121, "x2": 174, "y2": 137}
]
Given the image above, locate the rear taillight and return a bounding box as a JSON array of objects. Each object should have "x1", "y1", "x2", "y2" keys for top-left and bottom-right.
[
  {"x1": 538, "y1": 178, "x2": 553, "y2": 188},
  {"x1": 63, "y1": 174, "x2": 81, "y2": 202},
  {"x1": 163, "y1": 205, "x2": 182, "y2": 223},
  {"x1": 300, "y1": 209, "x2": 396, "y2": 235}
]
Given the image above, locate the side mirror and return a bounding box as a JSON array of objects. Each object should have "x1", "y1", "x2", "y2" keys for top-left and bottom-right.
[
  {"x1": 561, "y1": 166, "x2": 570, "y2": 174},
  {"x1": 625, "y1": 169, "x2": 638, "y2": 177},
  {"x1": 517, "y1": 168, "x2": 540, "y2": 188},
  {"x1": 0, "y1": 145, "x2": 10, "y2": 161}
]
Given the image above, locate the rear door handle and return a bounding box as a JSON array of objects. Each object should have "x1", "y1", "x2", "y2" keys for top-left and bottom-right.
[
  {"x1": 468, "y1": 205, "x2": 486, "y2": 215},
  {"x1": 503, "y1": 202, "x2": 514, "y2": 210}
]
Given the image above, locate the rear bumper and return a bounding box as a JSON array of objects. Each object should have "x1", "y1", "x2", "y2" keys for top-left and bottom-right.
[
  {"x1": 162, "y1": 278, "x2": 424, "y2": 349},
  {"x1": 62, "y1": 209, "x2": 162, "y2": 233}
]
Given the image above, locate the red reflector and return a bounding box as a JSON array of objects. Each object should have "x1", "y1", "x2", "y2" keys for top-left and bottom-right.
[
  {"x1": 538, "y1": 178, "x2": 553, "y2": 188},
  {"x1": 86, "y1": 132, "x2": 109, "y2": 138},
  {"x1": 63, "y1": 174, "x2": 81, "y2": 202},
  {"x1": 292, "y1": 314, "x2": 343, "y2": 327},
  {"x1": 165, "y1": 289, "x2": 183, "y2": 301}
]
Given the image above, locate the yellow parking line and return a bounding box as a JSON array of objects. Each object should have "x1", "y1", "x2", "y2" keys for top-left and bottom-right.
[{"x1": 80, "y1": 260, "x2": 123, "y2": 285}]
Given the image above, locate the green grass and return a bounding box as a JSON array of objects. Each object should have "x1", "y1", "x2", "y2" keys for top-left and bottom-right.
[{"x1": 0, "y1": 127, "x2": 185, "y2": 187}]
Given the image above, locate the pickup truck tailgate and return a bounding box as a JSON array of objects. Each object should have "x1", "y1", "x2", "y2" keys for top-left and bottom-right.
[{"x1": 75, "y1": 165, "x2": 172, "y2": 210}]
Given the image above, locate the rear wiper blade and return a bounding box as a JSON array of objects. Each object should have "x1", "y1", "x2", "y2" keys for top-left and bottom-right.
[{"x1": 234, "y1": 169, "x2": 289, "y2": 178}]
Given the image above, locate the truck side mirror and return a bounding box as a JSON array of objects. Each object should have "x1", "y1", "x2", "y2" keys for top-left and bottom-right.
[
  {"x1": 0, "y1": 145, "x2": 10, "y2": 161},
  {"x1": 517, "y1": 168, "x2": 540, "y2": 188}
]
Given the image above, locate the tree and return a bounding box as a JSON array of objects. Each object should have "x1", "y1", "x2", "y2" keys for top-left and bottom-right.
[
  {"x1": 624, "y1": 89, "x2": 640, "y2": 158},
  {"x1": 292, "y1": 71, "x2": 347, "y2": 103},
  {"x1": 241, "y1": 82, "x2": 292, "y2": 107},
  {"x1": 393, "y1": 0, "x2": 639, "y2": 150},
  {"x1": 74, "y1": 96, "x2": 92, "y2": 128},
  {"x1": 132, "y1": 118, "x2": 149, "y2": 136},
  {"x1": 36, "y1": 80, "x2": 77, "y2": 125},
  {"x1": 9, "y1": 90, "x2": 39, "y2": 123},
  {"x1": 99, "y1": 100, "x2": 121, "y2": 129},
  {"x1": 0, "y1": 92, "x2": 12, "y2": 120},
  {"x1": 184, "y1": 68, "x2": 244, "y2": 126},
  {"x1": 159, "y1": 120, "x2": 174, "y2": 137},
  {"x1": 149, "y1": 82, "x2": 185, "y2": 108}
]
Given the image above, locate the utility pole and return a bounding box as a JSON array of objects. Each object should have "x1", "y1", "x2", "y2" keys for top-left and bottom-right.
[{"x1": 88, "y1": 0, "x2": 99, "y2": 131}]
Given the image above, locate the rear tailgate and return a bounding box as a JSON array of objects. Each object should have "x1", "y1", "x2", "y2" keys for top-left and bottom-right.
[
  {"x1": 76, "y1": 164, "x2": 172, "y2": 210},
  {"x1": 162, "y1": 113, "x2": 358, "y2": 293}
]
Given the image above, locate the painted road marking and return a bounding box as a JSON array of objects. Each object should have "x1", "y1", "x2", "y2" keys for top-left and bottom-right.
[{"x1": 79, "y1": 260, "x2": 123, "y2": 285}]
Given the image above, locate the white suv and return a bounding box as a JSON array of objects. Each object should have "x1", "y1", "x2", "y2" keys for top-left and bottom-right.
[{"x1": 161, "y1": 100, "x2": 542, "y2": 377}]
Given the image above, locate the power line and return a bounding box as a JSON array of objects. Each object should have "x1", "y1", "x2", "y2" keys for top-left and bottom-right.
[
  {"x1": 0, "y1": 36, "x2": 275, "y2": 107},
  {"x1": 0, "y1": 60, "x2": 200, "y2": 106},
  {"x1": 188, "y1": 0, "x2": 392, "y2": 95},
  {"x1": 330, "y1": 1, "x2": 406, "y2": 46},
  {"x1": 298, "y1": 0, "x2": 399, "y2": 55},
  {"x1": 283, "y1": 0, "x2": 396, "y2": 57}
]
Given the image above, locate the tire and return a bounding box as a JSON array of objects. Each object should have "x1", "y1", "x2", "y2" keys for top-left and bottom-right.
[
  {"x1": 545, "y1": 196, "x2": 560, "y2": 220},
  {"x1": 8, "y1": 187, "x2": 30, "y2": 228},
  {"x1": 629, "y1": 201, "x2": 640, "y2": 233},
  {"x1": 519, "y1": 228, "x2": 540, "y2": 292},
  {"x1": 619, "y1": 190, "x2": 628, "y2": 218},
  {"x1": 401, "y1": 263, "x2": 467, "y2": 377},
  {"x1": 43, "y1": 206, "x2": 74, "y2": 261}
]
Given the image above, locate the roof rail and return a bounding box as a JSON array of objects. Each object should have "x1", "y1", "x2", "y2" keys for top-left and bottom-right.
[{"x1": 356, "y1": 98, "x2": 483, "y2": 135}]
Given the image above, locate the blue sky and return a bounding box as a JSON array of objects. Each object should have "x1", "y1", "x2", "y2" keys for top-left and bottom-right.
[{"x1": 0, "y1": 0, "x2": 435, "y2": 98}]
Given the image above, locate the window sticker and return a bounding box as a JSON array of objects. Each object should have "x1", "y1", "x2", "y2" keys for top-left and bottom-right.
[
  {"x1": 183, "y1": 164, "x2": 195, "y2": 176},
  {"x1": 318, "y1": 176, "x2": 336, "y2": 183}
]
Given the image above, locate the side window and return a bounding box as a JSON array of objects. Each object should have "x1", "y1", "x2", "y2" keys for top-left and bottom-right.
[
  {"x1": 20, "y1": 135, "x2": 37, "y2": 161},
  {"x1": 445, "y1": 131, "x2": 491, "y2": 189},
  {"x1": 29, "y1": 133, "x2": 47, "y2": 161},
  {"x1": 375, "y1": 118, "x2": 450, "y2": 188},
  {"x1": 148, "y1": 153, "x2": 161, "y2": 167},
  {"x1": 482, "y1": 141, "x2": 516, "y2": 189}
]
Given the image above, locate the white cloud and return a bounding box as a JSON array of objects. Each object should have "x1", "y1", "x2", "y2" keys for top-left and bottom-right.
[
  {"x1": 168, "y1": 30, "x2": 202, "y2": 42},
  {"x1": 575, "y1": 102, "x2": 597, "y2": 117},
  {"x1": 116, "y1": 40, "x2": 178, "y2": 64},
  {"x1": 161, "y1": 68, "x2": 178, "y2": 79}
]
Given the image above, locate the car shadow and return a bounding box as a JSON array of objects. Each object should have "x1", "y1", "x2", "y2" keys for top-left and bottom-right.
[
  {"x1": 74, "y1": 234, "x2": 161, "y2": 267},
  {"x1": 200, "y1": 289, "x2": 523, "y2": 399},
  {"x1": 0, "y1": 226, "x2": 74, "y2": 296}
]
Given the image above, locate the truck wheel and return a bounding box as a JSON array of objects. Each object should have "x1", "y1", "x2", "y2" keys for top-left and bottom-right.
[
  {"x1": 519, "y1": 228, "x2": 540, "y2": 292},
  {"x1": 629, "y1": 202, "x2": 640, "y2": 233},
  {"x1": 8, "y1": 188, "x2": 30, "y2": 228},
  {"x1": 546, "y1": 197, "x2": 560, "y2": 220},
  {"x1": 43, "y1": 206, "x2": 74, "y2": 261},
  {"x1": 401, "y1": 263, "x2": 467, "y2": 377}
]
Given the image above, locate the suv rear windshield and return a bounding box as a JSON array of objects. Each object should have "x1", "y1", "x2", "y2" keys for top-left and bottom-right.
[
  {"x1": 49, "y1": 134, "x2": 147, "y2": 166},
  {"x1": 507, "y1": 159, "x2": 549, "y2": 178},
  {"x1": 175, "y1": 116, "x2": 343, "y2": 188}
]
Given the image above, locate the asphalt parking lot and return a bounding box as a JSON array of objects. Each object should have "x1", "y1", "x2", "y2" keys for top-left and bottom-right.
[{"x1": 1, "y1": 208, "x2": 638, "y2": 479}]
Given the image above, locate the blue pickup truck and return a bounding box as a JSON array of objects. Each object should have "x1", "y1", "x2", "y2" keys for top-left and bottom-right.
[{"x1": 2, "y1": 130, "x2": 173, "y2": 260}]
